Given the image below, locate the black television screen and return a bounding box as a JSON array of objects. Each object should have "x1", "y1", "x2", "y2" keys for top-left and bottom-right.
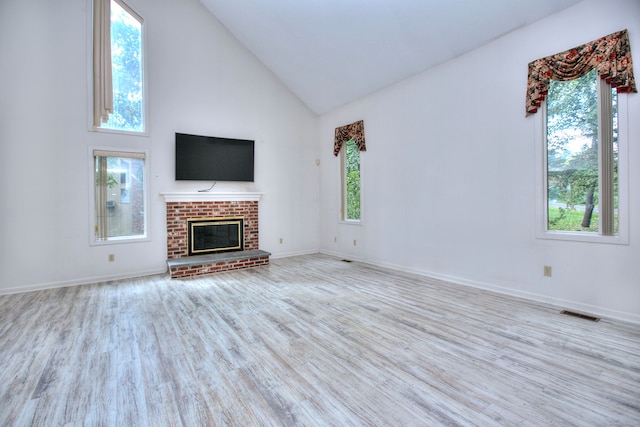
[{"x1": 175, "y1": 133, "x2": 255, "y2": 182}]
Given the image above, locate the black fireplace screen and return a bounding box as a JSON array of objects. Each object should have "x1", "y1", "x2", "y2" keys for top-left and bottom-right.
[{"x1": 188, "y1": 217, "x2": 243, "y2": 256}]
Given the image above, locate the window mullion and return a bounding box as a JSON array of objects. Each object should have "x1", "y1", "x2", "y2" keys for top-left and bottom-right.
[
  {"x1": 598, "y1": 78, "x2": 614, "y2": 236},
  {"x1": 96, "y1": 156, "x2": 109, "y2": 240}
]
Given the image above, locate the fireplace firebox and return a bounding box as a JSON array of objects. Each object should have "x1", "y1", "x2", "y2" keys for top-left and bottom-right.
[{"x1": 187, "y1": 217, "x2": 243, "y2": 256}]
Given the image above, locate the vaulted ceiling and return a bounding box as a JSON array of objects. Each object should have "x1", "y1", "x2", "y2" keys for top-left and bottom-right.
[{"x1": 199, "y1": 0, "x2": 583, "y2": 114}]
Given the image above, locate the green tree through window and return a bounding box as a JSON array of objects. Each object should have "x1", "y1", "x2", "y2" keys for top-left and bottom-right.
[
  {"x1": 343, "y1": 138, "x2": 361, "y2": 221},
  {"x1": 545, "y1": 69, "x2": 618, "y2": 233},
  {"x1": 101, "y1": 0, "x2": 144, "y2": 132}
]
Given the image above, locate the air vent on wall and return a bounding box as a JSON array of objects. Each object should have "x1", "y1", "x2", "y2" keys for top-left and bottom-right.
[{"x1": 561, "y1": 310, "x2": 600, "y2": 322}]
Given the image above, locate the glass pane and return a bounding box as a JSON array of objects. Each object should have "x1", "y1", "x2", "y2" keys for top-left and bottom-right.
[
  {"x1": 95, "y1": 156, "x2": 145, "y2": 239},
  {"x1": 102, "y1": 1, "x2": 144, "y2": 132},
  {"x1": 345, "y1": 139, "x2": 361, "y2": 221},
  {"x1": 612, "y1": 87, "x2": 619, "y2": 234},
  {"x1": 546, "y1": 70, "x2": 599, "y2": 232}
]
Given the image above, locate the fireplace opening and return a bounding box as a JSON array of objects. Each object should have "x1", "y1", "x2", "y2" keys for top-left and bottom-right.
[{"x1": 188, "y1": 217, "x2": 243, "y2": 256}]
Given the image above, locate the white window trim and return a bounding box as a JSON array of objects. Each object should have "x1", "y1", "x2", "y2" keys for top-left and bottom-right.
[
  {"x1": 87, "y1": 0, "x2": 149, "y2": 136},
  {"x1": 88, "y1": 146, "x2": 150, "y2": 246},
  {"x1": 339, "y1": 142, "x2": 364, "y2": 225},
  {"x1": 534, "y1": 92, "x2": 629, "y2": 245}
]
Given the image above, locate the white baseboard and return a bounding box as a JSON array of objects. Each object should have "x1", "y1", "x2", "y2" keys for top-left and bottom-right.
[
  {"x1": 318, "y1": 250, "x2": 640, "y2": 325},
  {"x1": 0, "y1": 268, "x2": 167, "y2": 296},
  {"x1": 317, "y1": 249, "x2": 365, "y2": 262},
  {"x1": 0, "y1": 250, "x2": 318, "y2": 296},
  {"x1": 269, "y1": 249, "x2": 319, "y2": 259}
]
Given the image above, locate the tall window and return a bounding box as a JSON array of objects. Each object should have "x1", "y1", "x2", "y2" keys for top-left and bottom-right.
[
  {"x1": 342, "y1": 138, "x2": 361, "y2": 222},
  {"x1": 334, "y1": 120, "x2": 366, "y2": 222},
  {"x1": 93, "y1": 0, "x2": 144, "y2": 133},
  {"x1": 94, "y1": 150, "x2": 146, "y2": 241},
  {"x1": 545, "y1": 69, "x2": 618, "y2": 235},
  {"x1": 527, "y1": 30, "x2": 635, "y2": 243}
]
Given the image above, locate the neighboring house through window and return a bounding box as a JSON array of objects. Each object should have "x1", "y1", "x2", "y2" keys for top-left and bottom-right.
[{"x1": 93, "y1": 150, "x2": 147, "y2": 242}]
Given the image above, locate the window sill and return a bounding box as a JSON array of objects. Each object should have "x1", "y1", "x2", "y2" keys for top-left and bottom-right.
[
  {"x1": 90, "y1": 235, "x2": 150, "y2": 246},
  {"x1": 91, "y1": 127, "x2": 149, "y2": 137},
  {"x1": 536, "y1": 230, "x2": 628, "y2": 245},
  {"x1": 339, "y1": 220, "x2": 363, "y2": 226}
]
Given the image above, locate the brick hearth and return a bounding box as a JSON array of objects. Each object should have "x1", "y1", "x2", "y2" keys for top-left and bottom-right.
[{"x1": 166, "y1": 249, "x2": 270, "y2": 278}]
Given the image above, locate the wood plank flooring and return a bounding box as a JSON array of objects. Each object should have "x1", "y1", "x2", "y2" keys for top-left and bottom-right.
[{"x1": 1, "y1": 254, "x2": 639, "y2": 426}]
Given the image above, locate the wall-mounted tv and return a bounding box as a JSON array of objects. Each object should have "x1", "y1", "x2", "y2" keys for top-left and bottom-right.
[{"x1": 175, "y1": 133, "x2": 255, "y2": 182}]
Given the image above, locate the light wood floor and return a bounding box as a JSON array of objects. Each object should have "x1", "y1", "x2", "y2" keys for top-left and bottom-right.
[{"x1": 1, "y1": 254, "x2": 639, "y2": 426}]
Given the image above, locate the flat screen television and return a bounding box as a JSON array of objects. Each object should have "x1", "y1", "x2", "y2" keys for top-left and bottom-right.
[{"x1": 175, "y1": 133, "x2": 255, "y2": 182}]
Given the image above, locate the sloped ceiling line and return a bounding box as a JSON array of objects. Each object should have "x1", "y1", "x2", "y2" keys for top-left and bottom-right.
[{"x1": 199, "y1": 0, "x2": 583, "y2": 115}]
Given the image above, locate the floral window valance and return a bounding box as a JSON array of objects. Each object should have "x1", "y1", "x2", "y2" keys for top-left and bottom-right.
[
  {"x1": 333, "y1": 120, "x2": 366, "y2": 156},
  {"x1": 526, "y1": 29, "x2": 637, "y2": 116}
]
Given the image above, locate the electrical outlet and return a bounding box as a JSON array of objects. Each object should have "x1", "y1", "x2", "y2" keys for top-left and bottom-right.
[
  {"x1": 353, "y1": 240, "x2": 357, "y2": 246},
  {"x1": 279, "y1": 238, "x2": 283, "y2": 244},
  {"x1": 544, "y1": 265, "x2": 552, "y2": 277},
  {"x1": 108, "y1": 254, "x2": 115, "y2": 262}
]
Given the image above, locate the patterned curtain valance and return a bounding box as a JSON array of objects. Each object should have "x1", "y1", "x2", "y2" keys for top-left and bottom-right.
[
  {"x1": 333, "y1": 120, "x2": 366, "y2": 156},
  {"x1": 526, "y1": 29, "x2": 637, "y2": 116}
]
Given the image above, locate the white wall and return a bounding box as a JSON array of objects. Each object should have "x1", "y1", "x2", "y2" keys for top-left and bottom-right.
[
  {"x1": 319, "y1": 0, "x2": 640, "y2": 323},
  {"x1": 0, "y1": 0, "x2": 318, "y2": 293}
]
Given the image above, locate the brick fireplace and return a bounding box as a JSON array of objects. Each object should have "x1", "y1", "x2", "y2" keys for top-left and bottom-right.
[{"x1": 161, "y1": 192, "x2": 270, "y2": 278}]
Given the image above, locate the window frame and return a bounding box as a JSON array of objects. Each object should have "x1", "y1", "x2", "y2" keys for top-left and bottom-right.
[
  {"x1": 89, "y1": 147, "x2": 150, "y2": 246},
  {"x1": 340, "y1": 138, "x2": 364, "y2": 224},
  {"x1": 89, "y1": 0, "x2": 148, "y2": 136},
  {"x1": 535, "y1": 89, "x2": 629, "y2": 245}
]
